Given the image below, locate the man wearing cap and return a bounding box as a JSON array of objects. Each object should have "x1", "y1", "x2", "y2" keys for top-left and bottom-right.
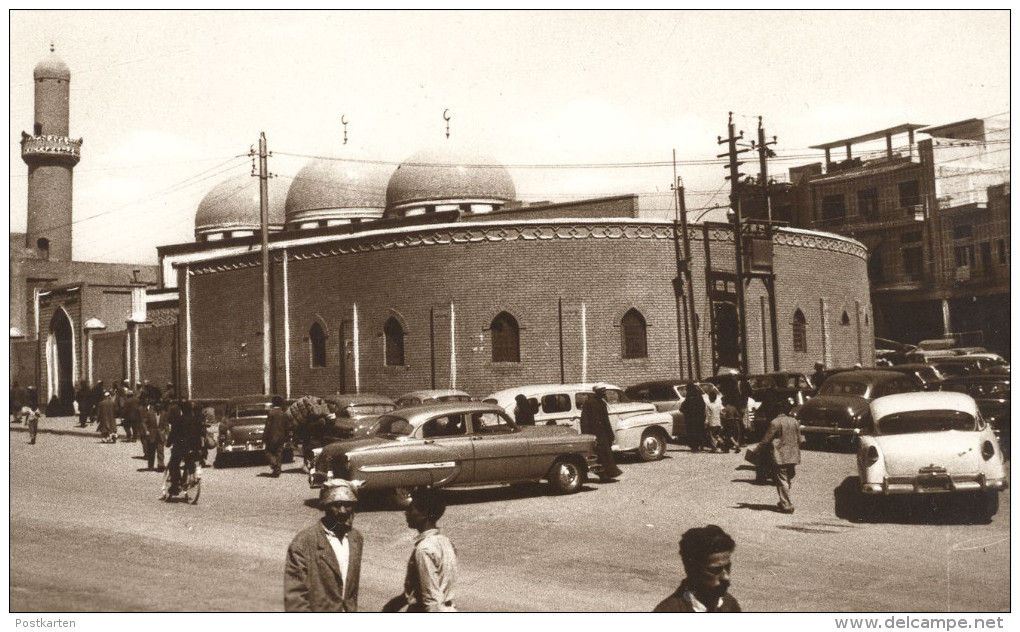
[
  {"x1": 284, "y1": 479, "x2": 364, "y2": 612},
  {"x1": 579, "y1": 384, "x2": 623, "y2": 481}
]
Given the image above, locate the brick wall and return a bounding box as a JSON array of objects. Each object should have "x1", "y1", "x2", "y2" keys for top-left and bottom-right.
[{"x1": 181, "y1": 221, "x2": 871, "y2": 400}]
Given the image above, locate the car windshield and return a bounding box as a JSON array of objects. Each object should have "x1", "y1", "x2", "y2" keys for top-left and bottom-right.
[
  {"x1": 876, "y1": 410, "x2": 977, "y2": 435},
  {"x1": 349, "y1": 404, "x2": 395, "y2": 416},
  {"x1": 819, "y1": 380, "x2": 868, "y2": 397},
  {"x1": 372, "y1": 415, "x2": 415, "y2": 437},
  {"x1": 235, "y1": 407, "x2": 268, "y2": 418},
  {"x1": 440, "y1": 395, "x2": 473, "y2": 402}
]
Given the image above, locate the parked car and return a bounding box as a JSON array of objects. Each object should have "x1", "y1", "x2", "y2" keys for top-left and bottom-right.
[
  {"x1": 311, "y1": 401, "x2": 601, "y2": 506},
  {"x1": 215, "y1": 395, "x2": 293, "y2": 466},
  {"x1": 323, "y1": 393, "x2": 397, "y2": 441},
  {"x1": 879, "y1": 364, "x2": 945, "y2": 391},
  {"x1": 929, "y1": 357, "x2": 993, "y2": 378},
  {"x1": 939, "y1": 375, "x2": 1010, "y2": 454},
  {"x1": 856, "y1": 392, "x2": 1007, "y2": 521},
  {"x1": 395, "y1": 389, "x2": 472, "y2": 408},
  {"x1": 625, "y1": 379, "x2": 747, "y2": 445},
  {"x1": 486, "y1": 383, "x2": 673, "y2": 461},
  {"x1": 796, "y1": 370, "x2": 920, "y2": 447}
]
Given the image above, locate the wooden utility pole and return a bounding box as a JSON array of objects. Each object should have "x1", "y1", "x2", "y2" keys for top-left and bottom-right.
[
  {"x1": 719, "y1": 112, "x2": 751, "y2": 375},
  {"x1": 755, "y1": 116, "x2": 781, "y2": 371},
  {"x1": 257, "y1": 132, "x2": 272, "y2": 395}
]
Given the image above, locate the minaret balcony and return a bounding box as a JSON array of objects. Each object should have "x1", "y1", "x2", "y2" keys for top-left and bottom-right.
[{"x1": 21, "y1": 133, "x2": 82, "y2": 165}]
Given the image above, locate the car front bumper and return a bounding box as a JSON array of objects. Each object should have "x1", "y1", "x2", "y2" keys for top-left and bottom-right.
[{"x1": 861, "y1": 473, "x2": 1009, "y2": 495}]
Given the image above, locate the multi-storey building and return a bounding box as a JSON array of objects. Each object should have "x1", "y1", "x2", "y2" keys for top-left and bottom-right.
[{"x1": 763, "y1": 118, "x2": 1010, "y2": 356}]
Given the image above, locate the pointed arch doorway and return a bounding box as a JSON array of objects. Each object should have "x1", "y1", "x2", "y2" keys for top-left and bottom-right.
[{"x1": 47, "y1": 309, "x2": 76, "y2": 416}]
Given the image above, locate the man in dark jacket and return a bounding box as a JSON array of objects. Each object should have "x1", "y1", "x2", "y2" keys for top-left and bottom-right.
[
  {"x1": 513, "y1": 394, "x2": 536, "y2": 426},
  {"x1": 121, "y1": 388, "x2": 141, "y2": 442},
  {"x1": 285, "y1": 479, "x2": 363, "y2": 612},
  {"x1": 654, "y1": 525, "x2": 740, "y2": 612},
  {"x1": 579, "y1": 385, "x2": 622, "y2": 481},
  {"x1": 264, "y1": 396, "x2": 290, "y2": 478}
]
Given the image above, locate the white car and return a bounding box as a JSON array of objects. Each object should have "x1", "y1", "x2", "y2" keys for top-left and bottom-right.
[
  {"x1": 484, "y1": 383, "x2": 674, "y2": 461},
  {"x1": 857, "y1": 391, "x2": 1008, "y2": 521}
]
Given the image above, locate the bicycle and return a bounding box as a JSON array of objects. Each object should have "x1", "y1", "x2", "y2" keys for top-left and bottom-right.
[{"x1": 160, "y1": 450, "x2": 202, "y2": 504}]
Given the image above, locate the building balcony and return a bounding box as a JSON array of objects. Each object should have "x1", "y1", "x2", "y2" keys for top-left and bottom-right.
[{"x1": 20, "y1": 133, "x2": 82, "y2": 166}]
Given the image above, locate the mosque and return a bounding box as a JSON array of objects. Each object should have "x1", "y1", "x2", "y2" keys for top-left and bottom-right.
[{"x1": 11, "y1": 48, "x2": 875, "y2": 405}]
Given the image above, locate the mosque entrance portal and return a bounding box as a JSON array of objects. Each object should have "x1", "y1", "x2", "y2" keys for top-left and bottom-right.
[
  {"x1": 706, "y1": 273, "x2": 742, "y2": 373},
  {"x1": 49, "y1": 309, "x2": 75, "y2": 415}
]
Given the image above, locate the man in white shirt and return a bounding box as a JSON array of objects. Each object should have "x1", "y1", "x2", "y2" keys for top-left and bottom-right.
[{"x1": 284, "y1": 479, "x2": 364, "y2": 612}]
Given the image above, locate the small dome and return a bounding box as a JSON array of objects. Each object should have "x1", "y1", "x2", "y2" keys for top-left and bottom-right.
[
  {"x1": 34, "y1": 49, "x2": 70, "y2": 81},
  {"x1": 384, "y1": 144, "x2": 516, "y2": 217},
  {"x1": 195, "y1": 174, "x2": 288, "y2": 239},
  {"x1": 285, "y1": 157, "x2": 389, "y2": 228}
]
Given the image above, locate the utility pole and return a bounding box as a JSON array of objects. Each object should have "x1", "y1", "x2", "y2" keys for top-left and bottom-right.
[
  {"x1": 718, "y1": 112, "x2": 751, "y2": 375},
  {"x1": 753, "y1": 116, "x2": 781, "y2": 371},
  {"x1": 254, "y1": 133, "x2": 273, "y2": 395}
]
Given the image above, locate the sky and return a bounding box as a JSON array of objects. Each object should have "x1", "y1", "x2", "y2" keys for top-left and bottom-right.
[{"x1": 7, "y1": 10, "x2": 1011, "y2": 265}]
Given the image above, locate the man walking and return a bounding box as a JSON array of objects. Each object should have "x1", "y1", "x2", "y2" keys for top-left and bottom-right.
[
  {"x1": 653, "y1": 525, "x2": 740, "y2": 612},
  {"x1": 139, "y1": 402, "x2": 161, "y2": 471},
  {"x1": 121, "y1": 388, "x2": 141, "y2": 442},
  {"x1": 757, "y1": 401, "x2": 801, "y2": 514},
  {"x1": 579, "y1": 384, "x2": 623, "y2": 481},
  {"x1": 96, "y1": 391, "x2": 118, "y2": 443},
  {"x1": 264, "y1": 395, "x2": 289, "y2": 478},
  {"x1": 25, "y1": 405, "x2": 42, "y2": 444},
  {"x1": 284, "y1": 479, "x2": 363, "y2": 612}
]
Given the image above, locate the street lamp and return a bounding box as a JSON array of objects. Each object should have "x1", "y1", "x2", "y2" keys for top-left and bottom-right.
[{"x1": 83, "y1": 318, "x2": 106, "y2": 386}]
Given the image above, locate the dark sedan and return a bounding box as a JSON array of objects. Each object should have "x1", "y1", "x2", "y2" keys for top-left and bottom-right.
[
  {"x1": 879, "y1": 363, "x2": 945, "y2": 391},
  {"x1": 939, "y1": 375, "x2": 1010, "y2": 454},
  {"x1": 215, "y1": 395, "x2": 293, "y2": 466},
  {"x1": 795, "y1": 370, "x2": 919, "y2": 448}
]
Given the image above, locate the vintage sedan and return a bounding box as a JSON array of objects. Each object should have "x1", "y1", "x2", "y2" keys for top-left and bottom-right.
[
  {"x1": 395, "y1": 389, "x2": 472, "y2": 408},
  {"x1": 486, "y1": 383, "x2": 674, "y2": 461},
  {"x1": 796, "y1": 370, "x2": 919, "y2": 447},
  {"x1": 857, "y1": 392, "x2": 1008, "y2": 521},
  {"x1": 324, "y1": 393, "x2": 397, "y2": 441},
  {"x1": 939, "y1": 375, "x2": 1010, "y2": 454},
  {"x1": 215, "y1": 395, "x2": 293, "y2": 466},
  {"x1": 311, "y1": 401, "x2": 600, "y2": 506},
  {"x1": 879, "y1": 364, "x2": 945, "y2": 391}
]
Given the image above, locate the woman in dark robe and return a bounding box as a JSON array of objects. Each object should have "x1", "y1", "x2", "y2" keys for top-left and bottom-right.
[{"x1": 680, "y1": 383, "x2": 707, "y2": 452}]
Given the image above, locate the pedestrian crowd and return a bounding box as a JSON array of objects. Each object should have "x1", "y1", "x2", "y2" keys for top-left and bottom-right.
[{"x1": 12, "y1": 375, "x2": 803, "y2": 612}]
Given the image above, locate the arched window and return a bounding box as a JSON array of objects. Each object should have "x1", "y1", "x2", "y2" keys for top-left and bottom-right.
[
  {"x1": 841, "y1": 310, "x2": 851, "y2": 325},
  {"x1": 792, "y1": 309, "x2": 807, "y2": 353},
  {"x1": 621, "y1": 308, "x2": 648, "y2": 359},
  {"x1": 309, "y1": 322, "x2": 327, "y2": 368},
  {"x1": 491, "y1": 312, "x2": 520, "y2": 362},
  {"x1": 384, "y1": 317, "x2": 405, "y2": 366}
]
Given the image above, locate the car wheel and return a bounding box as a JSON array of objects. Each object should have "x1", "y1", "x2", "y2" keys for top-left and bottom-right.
[
  {"x1": 548, "y1": 458, "x2": 584, "y2": 494},
  {"x1": 974, "y1": 490, "x2": 999, "y2": 523},
  {"x1": 637, "y1": 429, "x2": 668, "y2": 462},
  {"x1": 389, "y1": 486, "x2": 414, "y2": 509}
]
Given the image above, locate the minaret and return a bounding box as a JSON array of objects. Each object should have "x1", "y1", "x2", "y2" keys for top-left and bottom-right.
[{"x1": 21, "y1": 44, "x2": 82, "y2": 261}]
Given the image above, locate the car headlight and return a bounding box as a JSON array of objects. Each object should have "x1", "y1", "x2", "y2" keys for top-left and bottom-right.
[
  {"x1": 865, "y1": 445, "x2": 879, "y2": 466},
  {"x1": 982, "y1": 441, "x2": 996, "y2": 461}
]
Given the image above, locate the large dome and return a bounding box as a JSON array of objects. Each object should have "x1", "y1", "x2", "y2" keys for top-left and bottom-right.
[
  {"x1": 284, "y1": 157, "x2": 389, "y2": 229},
  {"x1": 34, "y1": 49, "x2": 70, "y2": 81},
  {"x1": 384, "y1": 144, "x2": 516, "y2": 218},
  {"x1": 194, "y1": 174, "x2": 288, "y2": 240}
]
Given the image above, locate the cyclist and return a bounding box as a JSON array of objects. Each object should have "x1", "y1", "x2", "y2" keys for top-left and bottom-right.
[{"x1": 167, "y1": 400, "x2": 203, "y2": 496}]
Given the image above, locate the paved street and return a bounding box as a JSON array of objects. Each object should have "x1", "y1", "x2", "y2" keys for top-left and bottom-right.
[{"x1": 9, "y1": 418, "x2": 1010, "y2": 612}]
